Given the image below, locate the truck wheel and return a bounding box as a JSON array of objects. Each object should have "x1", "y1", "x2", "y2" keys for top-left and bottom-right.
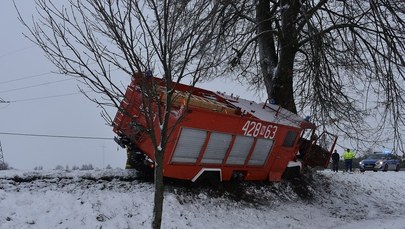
[
  {"x1": 282, "y1": 166, "x2": 301, "y2": 180},
  {"x1": 383, "y1": 164, "x2": 388, "y2": 172},
  {"x1": 395, "y1": 165, "x2": 400, "y2": 172}
]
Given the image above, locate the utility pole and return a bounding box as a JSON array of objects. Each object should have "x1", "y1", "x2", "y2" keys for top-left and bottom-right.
[
  {"x1": 1, "y1": 97, "x2": 9, "y2": 169},
  {"x1": 0, "y1": 140, "x2": 5, "y2": 169}
]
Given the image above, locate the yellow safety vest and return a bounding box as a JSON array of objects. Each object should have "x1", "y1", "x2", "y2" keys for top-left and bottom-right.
[{"x1": 343, "y1": 151, "x2": 355, "y2": 160}]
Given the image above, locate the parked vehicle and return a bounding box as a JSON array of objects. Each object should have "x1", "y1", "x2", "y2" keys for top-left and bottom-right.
[
  {"x1": 112, "y1": 73, "x2": 338, "y2": 182},
  {"x1": 359, "y1": 152, "x2": 400, "y2": 172}
]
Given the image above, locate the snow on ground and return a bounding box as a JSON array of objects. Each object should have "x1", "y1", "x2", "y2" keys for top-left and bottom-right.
[{"x1": 1, "y1": 169, "x2": 405, "y2": 229}]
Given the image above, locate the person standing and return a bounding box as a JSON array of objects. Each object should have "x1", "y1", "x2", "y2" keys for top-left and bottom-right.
[
  {"x1": 343, "y1": 149, "x2": 356, "y2": 172},
  {"x1": 332, "y1": 150, "x2": 340, "y2": 172}
]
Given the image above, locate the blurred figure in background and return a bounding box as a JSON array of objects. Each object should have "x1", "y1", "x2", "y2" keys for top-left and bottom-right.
[{"x1": 332, "y1": 149, "x2": 340, "y2": 172}]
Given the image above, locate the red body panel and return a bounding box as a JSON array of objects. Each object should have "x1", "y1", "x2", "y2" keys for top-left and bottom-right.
[{"x1": 113, "y1": 74, "x2": 331, "y2": 182}]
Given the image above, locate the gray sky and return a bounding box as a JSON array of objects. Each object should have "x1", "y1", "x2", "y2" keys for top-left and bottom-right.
[
  {"x1": 1, "y1": 1, "x2": 262, "y2": 170},
  {"x1": 0, "y1": 1, "x2": 127, "y2": 169}
]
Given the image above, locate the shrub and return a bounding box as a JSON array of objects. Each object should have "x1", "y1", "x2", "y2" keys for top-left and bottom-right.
[{"x1": 0, "y1": 162, "x2": 10, "y2": 170}]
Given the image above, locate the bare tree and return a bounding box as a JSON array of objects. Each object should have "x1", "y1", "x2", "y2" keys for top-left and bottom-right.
[
  {"x1": 0, "y1": 162, "x2": 10, "y2": 170},
  {"x1": 16, "y1": 0, "x2": 233, "y2": 228},
  {"x1": 224, "y1": 0, "x2": 405, "y2": 153},
  {"x1": 54, "y1": 165, "x2": 64, "y2": 170}
]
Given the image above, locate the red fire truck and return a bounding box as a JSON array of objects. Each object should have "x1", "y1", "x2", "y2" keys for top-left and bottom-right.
[{"x1": 113, "y1": 73, "x2": 337, "y2": 182}]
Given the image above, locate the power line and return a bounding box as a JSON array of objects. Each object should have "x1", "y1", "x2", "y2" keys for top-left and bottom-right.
[
  {"x1": 0, "y1": 72, "x2": 53, "y2": 85},
  {"x1": 0, "y1": 132, "x2": 113, "y2": 140},
  {"x1": 0, "y1": 45, "x2": 36, "y2": 59},
  {"x1": 0, "y1": 97, "x2": 10, "y2": 103},
  {"x1": 12, "y1": 91, "x2": 85, "y2": 103},
  {"x1": 0, "y1": 78, "x2": 73, "y2": 93},
  {"x1": 8, "y1": 89, "x2": 94, "y2": 103}
]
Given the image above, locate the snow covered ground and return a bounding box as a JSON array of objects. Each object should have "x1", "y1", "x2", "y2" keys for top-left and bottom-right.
[{"x1": 1, "y1": 169, "x2": 405, "y2": 229}]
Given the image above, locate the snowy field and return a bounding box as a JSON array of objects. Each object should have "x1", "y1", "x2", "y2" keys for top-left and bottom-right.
[{"x1": 1, "y1": 169, "x2": 405, "y2": 229}]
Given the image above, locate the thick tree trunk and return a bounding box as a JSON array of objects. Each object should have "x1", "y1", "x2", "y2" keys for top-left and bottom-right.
[
  {"x1": 273, "y1": 0, "x2": 300, "y2": 114},
  {"x1": 256, "y1": 0, "x2": 278, "y2": 102},
  {"x1": 273, "y1": 53, "x2": 297, "y2": 113},
  {"x1": 257, "y1": 0, "x2": 300, "y2": 114},
  {"x1": 152, "y1": 150, "x2": 164, "y2": 229}
]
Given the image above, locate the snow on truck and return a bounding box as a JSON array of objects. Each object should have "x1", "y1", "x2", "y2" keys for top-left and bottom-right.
[{"x1": 113, "y1": 73, "x2": 337, "y2": 182}]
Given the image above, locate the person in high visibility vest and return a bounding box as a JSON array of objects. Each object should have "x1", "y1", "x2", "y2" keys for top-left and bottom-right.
[{"x1": 343, "y1": 149, "x2": 356, "y2": 172}]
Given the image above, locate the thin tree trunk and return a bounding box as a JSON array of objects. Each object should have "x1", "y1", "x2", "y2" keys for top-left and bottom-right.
[{"x1": 152, "y1": 150, "x2": 164, "y2": 229}]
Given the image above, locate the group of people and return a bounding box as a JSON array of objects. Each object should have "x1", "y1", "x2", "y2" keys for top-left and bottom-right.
[{"x1": 331, "y1": 148, "x2": 356, "y2": 172}]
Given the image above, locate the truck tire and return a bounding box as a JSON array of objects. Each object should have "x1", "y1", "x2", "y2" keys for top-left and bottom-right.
[{"x1": 282, "y1": 166, "x2": 301, "y2": 180}]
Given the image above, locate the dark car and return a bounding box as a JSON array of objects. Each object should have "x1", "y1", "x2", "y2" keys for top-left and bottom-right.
[{"x1": 359, "y1": 153, "x2": 400, "y2": 172}]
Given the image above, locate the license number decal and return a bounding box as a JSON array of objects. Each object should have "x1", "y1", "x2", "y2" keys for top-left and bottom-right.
[{"x1": 242, "y1": 120, "x2": 278, "y2": 139}]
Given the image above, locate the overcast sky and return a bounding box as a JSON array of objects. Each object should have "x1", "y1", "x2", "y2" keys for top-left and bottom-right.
[
  {"x1": 1, "y1": 1, "x2": 267, "y2": 170},
  {"x1": 0, "y1": 1, "x2": 127, "y2": 169}
]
